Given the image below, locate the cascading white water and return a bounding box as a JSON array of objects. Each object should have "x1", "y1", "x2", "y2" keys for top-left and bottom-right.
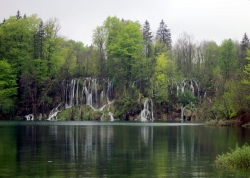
[
  {"x1": 76, "y1": 79, "x2": 79, "y2": 106},
  {"x1": 26, "y1": 77, "x2": 115, "y2": 121},
  {"x1": 107, "y1": 80, "x2": 113, "y2": 104},
  {"x1": 38, "y1": 113, "x2": 42, "y2": 120},
  {"x1": 109, "y1": 112, "x2": 114, "y2": 121},
  {"x1": 62, "y1": 77, "x2": 115, "y2": 111},
  {"x1": 170, "y1": 78, "x2": 200, "y2": 121},
  {"x1": 140, "y1": 99, "x2": 154, "y2": 122},
  {"x1": 180, "y1": 105, "x2": 185, "y2": 122},
  {"x1": 190, "y1": 81, "x2": 194, "y2": 95},
  {"x1": 47, "y1": 103, "x2": 62, "y2": 121},
  {"x1": 25, "y1": 114, "x2": 34, "y2": 121},
  {"x1": 194, "y1": 80, "x2": 200, "y2": 98},
  {"x1": 172, "y1": 78, "x2": 200, "y2": 97},
  {"x1": 181, "y1": 79, "x2": 187, "y2": 94}
]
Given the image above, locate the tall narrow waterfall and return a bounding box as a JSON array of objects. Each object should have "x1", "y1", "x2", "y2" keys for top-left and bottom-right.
[
  {"x1": 140, "y1": 99, "x2": 154, "y2": 122},
  {"x1": 180, "y1": 105, "x2": 185, "y2": 123}
]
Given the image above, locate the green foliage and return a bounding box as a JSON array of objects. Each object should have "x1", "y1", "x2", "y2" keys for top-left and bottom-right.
[
  {"x1": 92, "y1": 26, "x2": 106, "y2": 76},
  {"x1": 219, "y1": 39, "x2": 237, "y2": 80},
  {"x1": 151, "y1": 53, "x2": 169, "y2": 103},
  {"x1": 177, "y1": 89, "x2": 196, "y2": 106},
  {"x1": 0, "y1": 12, "x2": 249, "y2": 121},
  {"x1": 0, "y1": 60, "x2": 17, "y2": 114},
  {"x1": 104, "y1": 17, "x2": 144, "y2": 89},
  {"x1": 142, "y1": 20, "x2": 153, "y2": 58},
  {"x1": 215, "y1": 144, "x2": 250, "y2": 170},
  {"x1": 212, "y1": 70, "x2": 250, "y2": 120},
  {"x1": 197, "y1": 41, "x2": 219, "y2": 91},
  {"x1": 114, "y1": 94, "x2": 141, "y2": 120},
  {"x1": 0, "y1": 15, "x2": 41, "y2": 75},
  {"x1": 244, "y1": 48, "x2": 250, "y2": 86}
]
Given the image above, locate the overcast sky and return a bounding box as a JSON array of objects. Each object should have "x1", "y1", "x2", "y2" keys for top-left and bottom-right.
[{"x1": 1, "y1": 0, "x2": 250, "y2": 46}]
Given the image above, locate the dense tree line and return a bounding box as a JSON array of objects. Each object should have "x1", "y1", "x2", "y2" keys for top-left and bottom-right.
[{"x1": 0, "y1": 11, "x2": 250, "y2": 121}]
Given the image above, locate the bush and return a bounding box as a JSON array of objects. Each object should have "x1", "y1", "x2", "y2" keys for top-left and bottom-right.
[{"x1": 215, "y1": 144, "x2": 250, "y2": 170}]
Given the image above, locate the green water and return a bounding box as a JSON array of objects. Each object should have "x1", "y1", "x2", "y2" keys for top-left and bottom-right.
[{"x1": 0, "y1": 121, "x2": 250, "y2": 177}]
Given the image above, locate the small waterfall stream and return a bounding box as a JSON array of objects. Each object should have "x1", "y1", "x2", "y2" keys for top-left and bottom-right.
[{"x1": 140, "y1": 99, "x2": 154, "y2": 121}]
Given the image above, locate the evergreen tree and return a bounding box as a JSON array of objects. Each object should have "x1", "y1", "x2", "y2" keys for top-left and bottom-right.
[
  {"x1": 142, "y1": 20, "x2": 153, "y2": 58},
  {"x1": 156, "y1": 20, "x2": 171, "y2": 49},
  {"x1": 33, "y1": 20, "x2": 45, "y2": 59},
  {"x1": 239, "y1": 33, "x2": 250, "y2": 68},
  {"x1": 16, "y1": 10, "x2": 22, "y2": 19},
  {"x1": 241, "y1": 33, "x2": 249, "y2": 50}
]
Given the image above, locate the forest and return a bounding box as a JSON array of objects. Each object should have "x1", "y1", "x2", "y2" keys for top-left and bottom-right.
[{"x1": 1, "y1": 11, "x2": 250, "y2": 124}]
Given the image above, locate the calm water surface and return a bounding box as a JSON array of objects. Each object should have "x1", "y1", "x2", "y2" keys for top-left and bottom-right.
[{"x1": 0, "y1": 121, "x2": 250, "y2": 177}]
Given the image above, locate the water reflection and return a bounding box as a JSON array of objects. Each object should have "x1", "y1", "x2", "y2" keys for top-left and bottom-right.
[{"x1": 0, "y1": 123, "x2": 250, "y2": 177}]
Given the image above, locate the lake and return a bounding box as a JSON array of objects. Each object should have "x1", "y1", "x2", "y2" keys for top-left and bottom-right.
[{"x1": 0, "y1": 121, "x2": 250, "y2": 177}]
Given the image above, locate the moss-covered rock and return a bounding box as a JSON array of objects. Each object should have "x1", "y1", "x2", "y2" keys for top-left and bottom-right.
[{"x1": 57, "y1": 105, "x2": 113, "y2": 121}]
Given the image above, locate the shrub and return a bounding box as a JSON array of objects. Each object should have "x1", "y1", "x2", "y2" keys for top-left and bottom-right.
[{"x1": 215, "y1": 144, "x2": 250, "y2": 170}]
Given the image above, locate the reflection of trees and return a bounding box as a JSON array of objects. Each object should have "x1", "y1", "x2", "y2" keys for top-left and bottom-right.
[
  {"x1": 100, "y1": 126, "x2": 114, "y2": 157},
  {"x1": 2, "y1": 125, "x2": 250, "y2": 177},
  {"x1": 62, "y1": 125, "x2": 114, "y2": 163}
]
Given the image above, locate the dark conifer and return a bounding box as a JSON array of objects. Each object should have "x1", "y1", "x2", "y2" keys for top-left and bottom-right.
[
  {"x1": 1, "y1": 18, "x2": 6, "y2": 25},
  {"x1": 142, "y1": 20, "x2": 153, "y2": 58},
  {"x1": 241, "y1": 33, "x2": 249, "y2": 50},
  {"x1": 16, "y1": 10, "x2": 22, "y2": 19},
  {"x1": 156, "y1": 19, "x2": 171, "y2": 49},
  {"x1": 23, "y1": 14, "x2": 27, "y2": 19},
  {"x1": 239, "y1": 33, "x2": 250, "y2": 68},
  {"x1": 33, "y1": 21, "x2": 45, "y2": 59}
]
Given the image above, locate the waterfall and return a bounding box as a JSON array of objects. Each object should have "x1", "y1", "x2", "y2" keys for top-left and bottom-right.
[
  {"x1": 26, "y1": 77, "x2": 115, "y2": 121},
  {"x1": 62, "y1": 77, "x2": 115, "y2": 111},
  {"x1": 109, "y1": 112, "x2": 114, "y2": 121},
  {"x1": 107, "y1": 80, "x2": 113, "y2": 104},
  {"x1": 76, "y1": 79, "x2": 79, "y2": 106},
  {"x1": 25, "y1": 114, "x2": 34, "y2": 121},
  {"x1": 65, "y1": 79, "x2": 76, "y2": 109},
  {"x1": 69, "y1": 79, "x2": 75, "y2": 108},
  {"x1": 47, "y1": 103, "x2": 62, "y2": 121},
  {"x1": 204, "y1": 91, "x2": 207, "y2": 99},
  {"x1": 38, "y1": 113, "x2": 42, "y2": 120},
  {"x1": 140, "y1": 99, "x2": 154, "y2": 121},
  {"x1": 181, "y1": 105, "x2": 185, "y2": 123},
  {"x1": 93, "y1": 78, "x2": 98, "y2": 107},
  {"x1": 194, "y1": 80, "x2": 200, "y2": 98},
  {"x1": 100, "y1": 91, "x2": 104, "y2": 106},
  {"x1": 169, "y1": 78, "x2": 201, "y2": 122},
  {"x1": 181, "y1": 79, "x2": 187, "y2": 93},
  {"x1": 190, "y1": 81, "x2": 194, "y2": 95}
]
